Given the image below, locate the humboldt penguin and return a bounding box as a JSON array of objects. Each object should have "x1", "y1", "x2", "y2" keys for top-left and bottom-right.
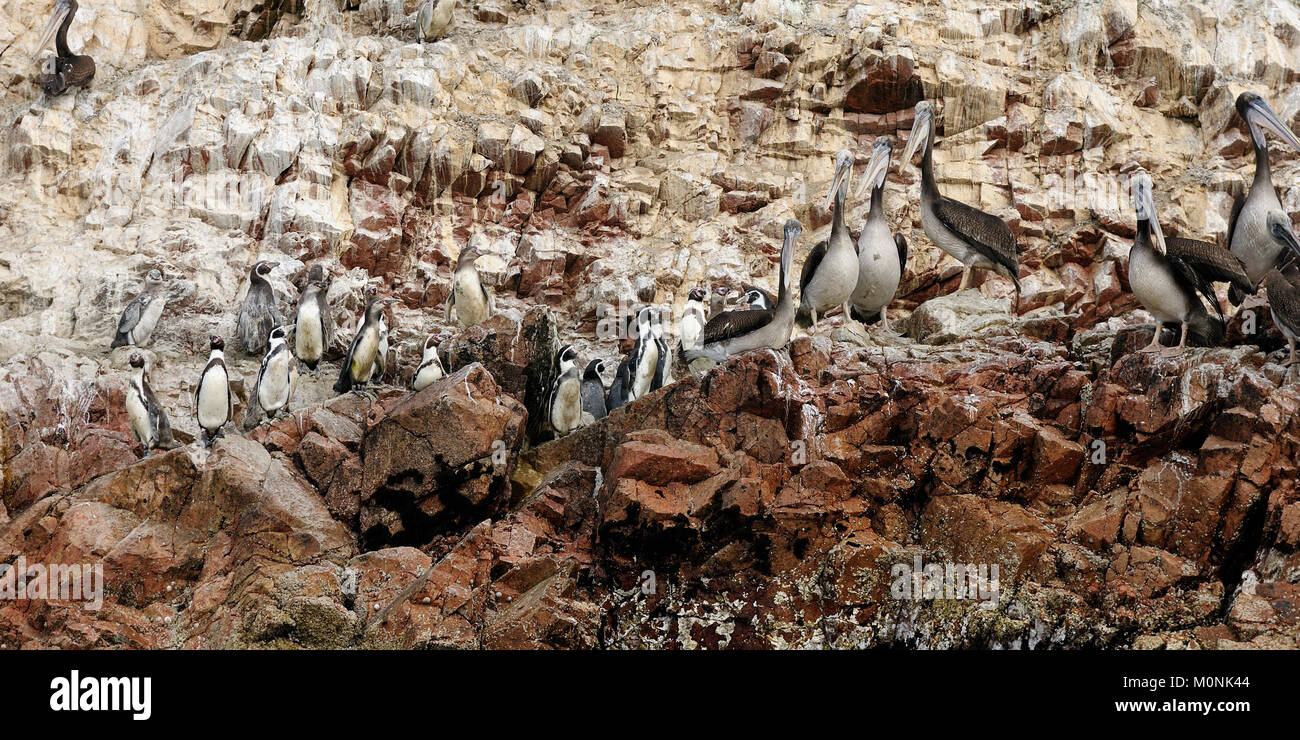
[
  {"x1": 606, "y1": 355, "x2": 632, "y2": 411},
  {"x1": 412, "y1": 333, "x2": 448, "y2": 391},
  {"x1": 365, "y1": 285, "x2": 392, "y2": 382},
  {"x1": 255, "y1": 326, "x2": 298, "y2": 420},
  {"x1": 111, "y1": 268, "x2": 167, "y2": 349},
  {"x1": 686, "y1": 219, "x2": 801, "y2": 363},
  {"x1": 902, "y1": 101, "x2": 1021, "y2": 306},
  {"x1": 294, "y1": 276, "x2": 332, "y2": 371},
  {"x1": 797, "y1": 150, "x2": 859, "y2": 329},
  {"x1": 581, "y1": 359, "x2": 609, "y2": 421},
  {"x1": 744, "y1": 289, "x2": 774, "y2": 311},
  {"x1": 34, "y1": 0, "x2": 94, "y2": 97},
  {"x1": 1263, "y1": 212, "x2": 1300, "y2": 365},
  {"x1": 1128, "y1": 173, "x2": 1252, "y2": 354},
  {"x1": 1229, "y1": 92, "x2": 1300, "y2": 304},
  {"x1": 548, "y1": 345, "x2": 588, "y2": 436},
  {"x1": 680, "y1": 286, "x2": 708, "y2": 352},
  {"x1": 417, "y1": 0, "x2": 456, "y2": 42},
  {"x1": 709, "y1": 286, "x2": 732, "y2": 317},
  {"x1": 236, "y1": 260, "x2": 281, "y2": 356},
  {"x1": 335, "y1": 296, "x2": 399, "y2": 393},
  {"x1": 445, "y1": 245, "x2": 494, "y2": 328},
  {"x1": 650, "y1": 309, "x2": 671, "y2": 391},
  {"x1": 194, "y1": 335, "x2": 232, "y2": 446},
  {"x1": 627, "y1": 307, "x2": 659, "y2": 400},
  {"x1": 851, "y1": 136, "x2": 908, "y2": 331},
  {"x1": 125, "y1": 353, "x2": 175, "y2": 456}
]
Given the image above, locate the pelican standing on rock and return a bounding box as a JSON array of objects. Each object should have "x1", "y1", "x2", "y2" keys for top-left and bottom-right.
[
  {"x1": 687, "y1": 219, "x2": 801, "y2": 363},
  {"x1": 1128, "y1": 174, "x2": 1252, "y2": 354},
  {"x1": 237, "y1": 261, "x2": 281, "y2": 356},
  {"x1": 797, "y1": 150, "x2": 859, "y2": 329},
  {"x1": 111, "y1": 268, "x2": 167, "y2": 349},
  {"x1": 850, "y1": 137, "x2": 908, "y2": 331},
  {"x1": 1228, "y1": 92, "x2": 1300, "y2": 303},
  {"x1": 1262, "y1": 212, "x2": 1300, "y2": 365},
  {"x1": 417, "y1": 0, "x2": 456, "y2": 42},
  {"x1": 446, "y1": 245, "x2": 494, "y2": 328},
  {"x1": 902, "y1": 101, "x2": 1021, "y2": 305},
  {"x1": 34, "y1": 0, "x2": 94, "y2": 97}
]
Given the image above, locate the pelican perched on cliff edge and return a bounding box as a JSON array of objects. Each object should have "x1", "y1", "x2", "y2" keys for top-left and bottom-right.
[
  {"x1": 1129, "y1": 173, "x2": 1252, "y2": 355},
  {"x1": 796, "y1": 150, "x2": 858, "y2": 329},
  {"x1": 850, "y1": 136, "x2": 908, "y2": 332},
  {"x1": 1228, "y1": 91, "x2": 1300, "y2": 304},
  {"x1": 901, "y1": 101, "x2": 1020, "y2": 308},
  {"x1": 34, "y1": 0, "x2": 94, "y2": 97}
]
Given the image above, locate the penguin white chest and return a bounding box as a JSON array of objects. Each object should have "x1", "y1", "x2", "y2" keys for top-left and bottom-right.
[
  {"x1": 632, "y1": 341, "x2": 659, "y2": 399},
  {"x1": 350, "y1": 329, "x2": 380, "y2": 382},
  {"x1": 259, "y1": 351, "x2": 293, "y2": 412},
  {"x1": 550, "y1": 376, "x2": 583, "y2": 434},
  {"x1": 413, "y1": 356, "x2": 443, "y2": 391},
  {"x1": 454, "y1": 272, "x2": 489, "y2": 327},
  {"x1": 134, "y1": 297, "x2": 166, "y2": 344},
  {"x1": 125, "y1": 384, "x2": 153, "y2": 447},
  {"x1": 197, "y1": 365, "x2": 229, "y2": 431},
  {"x1": 681, "y1": 305, "x2": 705, "y2": 350},
  {"x1": 296, "y1": 301, "x2": 323, "y2": 361}
]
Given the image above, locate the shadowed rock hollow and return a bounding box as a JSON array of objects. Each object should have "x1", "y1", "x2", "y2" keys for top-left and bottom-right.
[{"x1": 1, "y1": 0, "x2": 1299, "y2": 648}]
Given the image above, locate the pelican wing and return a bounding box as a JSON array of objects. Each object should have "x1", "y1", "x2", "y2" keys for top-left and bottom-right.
[
  {"x1": 1227, "y1": 185, "x2": 1246, "y2": 254},
  {"x1": 1265, "y1": 270, "x2": 1300, "y2": 334},
  {"x1": 700, "y1": 307, "x2": 776, "y2": 346},
  {"x1": 1166, "y1": 236, "x2": 1253, "y2": 316},
  {"x1": 798, "y1": 239, "x2": 828, "y2": 293},
  {"x1": 933, "y1": 197, "x2": 1018, "y2": 276},
  {"x1": 895, "y1": 233, "x2": 909, "y2": 272}
]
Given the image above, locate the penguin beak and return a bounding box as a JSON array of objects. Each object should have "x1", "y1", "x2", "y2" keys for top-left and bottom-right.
[
  {"x1": 855, "y1": 142, "x2": 892, "y2": 199},
  {"x1": 901, "y1": 107, "x2": 931, "y2": 169},
  {"x1": 36, "y1": 2, "x2": 71, "y2": 56},
  {"x1": 1245, "y1": 95, "x2": 1300, "y2": 153}
]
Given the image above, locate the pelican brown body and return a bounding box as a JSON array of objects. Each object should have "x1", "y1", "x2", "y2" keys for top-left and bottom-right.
[{"x1": 35, "y1": 0, "x2": 94, "y2": 96}]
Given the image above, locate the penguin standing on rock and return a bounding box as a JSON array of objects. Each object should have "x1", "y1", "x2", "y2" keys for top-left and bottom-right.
[
  {"x1": 412, "y1": 334, "x2": 448, "y2": 391},
  {"x1": 364, "y1": 286, "x2": 392, "y2": 381},
  {"x1": 336, "y1": 296, "x2": 399, "y2": 393},
  {"x1": 680, "y1": 287, "x2": 707, "y2": 353},
  {"x1": 254, "y1": 326, "x2": 298, "y2": 422},
  {"x1": 446, "y1": 245, "x2": 494, "y2": 328},
  {"x1": 294, "y1": 276, "x2": 332, "y2": 371},
  {"x1": 111, "y1": 269, "x2": 167, "y2": 349},
  {"x1": 548, "y1": 345, "x2": 589, "y2": 436},
  {"x1": 650, "y1": 309, "x2": 671, "y2": 391},
  {"x1": 194, "y1": 335, "x2": 232, "y2": 446},
  {"x1": 628, "y1": 306, "x2": 659, "y2": 400},
  {"x1": 125, "y1": 353, "x2": 175, "y2": 456},
  {"x1": 237, "y1": 261, "x2": 281, "y2": 356},
  {"x1": 581, "y1": 359, "x2": 609, "y2": 421}
]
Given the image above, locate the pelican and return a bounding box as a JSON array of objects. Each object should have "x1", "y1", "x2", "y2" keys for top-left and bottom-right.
[
  {"x1": 34, "y1": 0, "x2": 94, "y2": 97},
  {"x1": 1262, "y1": 212, "x2": 1300, "y2": 366},
  {"x1": 1129, "y1": 174, "x2": 1252, "y2": 355},
  {"x1": 850, "y1": 136, "x2": 908, "y2": 332},
  {"x1": 686, "y1": 219, "x2": 801, "y2": 363},
  {"x1": 796, "y1": 150, "x2": 858, "y2": 329},
  {"x1": 901, "y1": 101, "x2": 1020, "y2": 306},
  {"x1": 1228, "y1": 92, "x2": 1300, "y2": 303}
]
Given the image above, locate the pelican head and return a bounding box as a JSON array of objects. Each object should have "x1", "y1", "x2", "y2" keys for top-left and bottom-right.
[
  {"x1": 1131, "y1": 173, "x2": 1166, "y2": 257},
  {"x1": 1237, "y1": 91, "x2": 1300, "y2": 153},
  {"x1": 825, "y1": 149, "x2": 854, "y2": 210},
  {"x1": 1267, "y1": 211, "x2": 1300, "y2": 264},
  {"x1": 856, "y1": 136, "x2": 894, "y2": 198},
  {"x1": 900, "y1": 101, "x2": 934, "y2": 168},
  {"x1": 36, "y1": 1, "x2": 75, "y2": 57}
]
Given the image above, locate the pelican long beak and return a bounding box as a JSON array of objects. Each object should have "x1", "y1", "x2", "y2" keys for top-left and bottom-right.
[
  {"x1": 781, "y1": 219, "x2": 801, "y2": 291},
  {"x1": 1270, "y1": 213, "x2": 1300, "y2": 264},
  {"x1": 1135, "y1": 179, "x2": 1167, "y2": 256},
  {"x1": 855, "y1": 142, "x2": 892, "y2": 198},
  {"x1": 1246, "y1": 96, "x2": 1300, "y2": 153},
  {"x1": 824, "y1": 157, "x2": 850, "y2": 210},
  {"x1": 36, "y1": 2, "x2": 71, "y2": 56},
  {"x1": 900, "y1": 109, "x2": 931, "y2": 169}
]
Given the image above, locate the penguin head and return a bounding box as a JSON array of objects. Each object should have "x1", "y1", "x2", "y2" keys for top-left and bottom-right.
[
  {"x1": 145, "y1": 268, "x2": 164, "y2": 285},
  {"x1": 311, "y1": 279, "x2": 330, "y2": 292},
  {"x1": 635, "y1": 306, "x2": 654, "y2": 333},
  {"x1": 557, "y1": 344, "x2": 579, "y2": 367},
  {"x1": 269, "y1": 325, "x2": 290, "y2": 344},
  {"x1": 254, "y1": 261, "x2": 277, "y2": 278},
  {"x1": 209, "y1": 335, "x2": 225, "y2": 351},
  {"x1": 128, "y1": 352, "x2": 145, "y2": 370},
  {"x1": 458, "y1": 245, "x2": 484, "y2": 268},
  {"x1": 584, "y1": 358, "x2": 606, "y2": 379},
  {"x1": 743, "y1": 289, "x2": 766, "y2": 309},
  {"x1": 688, "y1": 286, "x2": 706, "y2": 302}
]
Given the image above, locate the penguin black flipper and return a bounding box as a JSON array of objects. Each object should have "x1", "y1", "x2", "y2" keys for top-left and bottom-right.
[
  {"x1": 651, "y1": 335, "x2": 668, "y2": 391},
  {"x1": 607, "y1": 358, "x2": 632, "y2": 411},
  {"x1": 111, "y1": 293, "x2": 152, "y2": 348},
  {"x1": 333, "y1": 333, "x2": 361, "y2": 393}
]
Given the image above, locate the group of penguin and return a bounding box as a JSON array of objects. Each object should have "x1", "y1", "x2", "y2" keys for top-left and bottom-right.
[{"x1": 116, "y1": 247, "x2": 496, "y2": 456}]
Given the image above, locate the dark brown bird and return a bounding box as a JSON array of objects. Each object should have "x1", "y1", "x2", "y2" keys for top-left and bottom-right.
[{"x1": 35, "y1": 0, "x2": 94, "y2": 96}]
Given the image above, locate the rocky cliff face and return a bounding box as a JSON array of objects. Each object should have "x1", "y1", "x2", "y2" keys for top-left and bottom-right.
[{"x1": 1, "y1": 0, "x2": 1298, "y2": 648}]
